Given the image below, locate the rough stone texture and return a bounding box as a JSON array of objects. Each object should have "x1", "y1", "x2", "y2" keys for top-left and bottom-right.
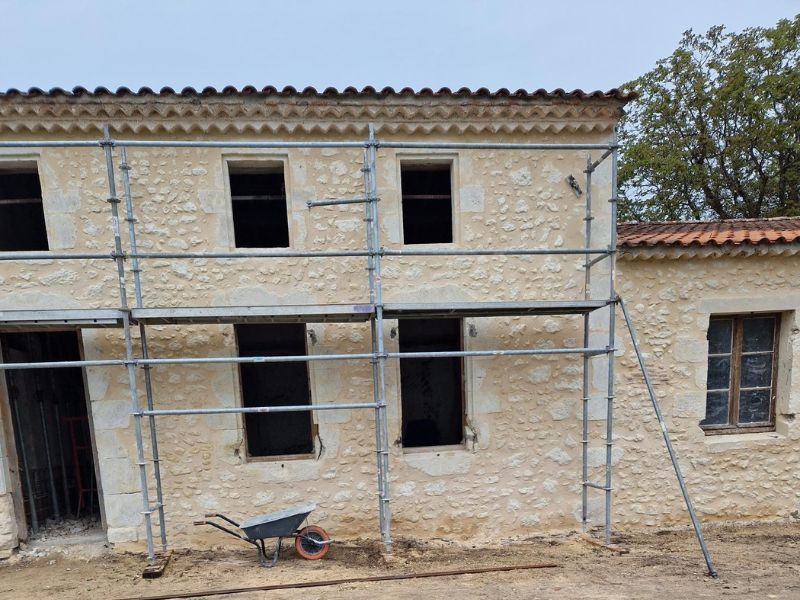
[
  {"x1": 0, "y1": 494, "x2": 17, "y2": 552},
  {"x1": 615, "y1": 255, "x2": 800, "y2": 528},
  {"x1": 0, "y1": 95, "x2": 796, "y2": 553}
]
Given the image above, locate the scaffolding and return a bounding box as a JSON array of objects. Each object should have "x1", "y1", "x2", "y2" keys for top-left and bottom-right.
[{"x1": 0, "y1": 125, "x2": 717, "y2": 577}]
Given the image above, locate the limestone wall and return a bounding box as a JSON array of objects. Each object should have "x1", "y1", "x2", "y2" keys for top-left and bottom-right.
[
  {"x1": 613, "y1": 253, "x2": 800, "y2": 527},
  {"x1": 0, "y1": 94, "x2": 796, "y2": 554},
  {"x1": 0, "y1": 128, "x2": 620, "y2": 549}
]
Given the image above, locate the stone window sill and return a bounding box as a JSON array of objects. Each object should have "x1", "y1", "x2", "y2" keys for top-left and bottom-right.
[
  {"x1": 401, "y1": 444, "x2": 467, "y2": 456},
  {"x1": 703, "y1": 430, "x2": 786, "y2": 453}
]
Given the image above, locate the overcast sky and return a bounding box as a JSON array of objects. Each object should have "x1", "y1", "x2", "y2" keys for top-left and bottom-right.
[{"x1": 0, "y1": 1, "x2": 797, "y2": 92}]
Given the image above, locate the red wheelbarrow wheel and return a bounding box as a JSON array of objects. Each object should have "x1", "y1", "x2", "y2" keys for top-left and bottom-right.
[{"x1": 295, "y1": 525, "x2": 330, "y2": 560}]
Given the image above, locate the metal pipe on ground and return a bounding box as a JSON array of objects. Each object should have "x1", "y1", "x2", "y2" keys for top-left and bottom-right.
[{"x1": 113, "y1": 562, "x2": 560, "y2": 600}]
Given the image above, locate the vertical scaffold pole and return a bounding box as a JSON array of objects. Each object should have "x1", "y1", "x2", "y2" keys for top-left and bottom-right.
[
  {"x1": 618, "y1": 297, "x2": 717, "y2": 577},
  {"x1": 603, "y1": 127, "x2": 619, "y2": 546},
  {"x1": 101, "y1": 127, "x2": 156, "y2": 563},
  {"x1": 363, "y1": 133, "x2": 384, "y2": 544},
  {"x1": 581, "y1": 155, "x2": 593, "y2": 532},
  {"x1": 119, "y1": 146, "x2": 168, "y2": 552},
  {"x1": 366, "y1": 124, "x2": 391, "y2": 548}
]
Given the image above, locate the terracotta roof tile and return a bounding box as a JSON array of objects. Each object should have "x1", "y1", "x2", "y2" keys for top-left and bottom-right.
[
  {"x1": 617, "y1": 218, "x2": 800, "y2": 248},
  {"x1": 0, "y1": 85, "x2": 637, "y2": 102}
]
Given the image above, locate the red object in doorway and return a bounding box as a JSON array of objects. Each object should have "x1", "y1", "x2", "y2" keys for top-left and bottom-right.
[{"x1": 64, "y1": 416, "x2": 97, "y2": 517}]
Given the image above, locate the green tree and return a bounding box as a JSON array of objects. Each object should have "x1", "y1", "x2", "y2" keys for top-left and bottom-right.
[{"x1": 619, "y1": 16, "x2": 800, "y2": 221}]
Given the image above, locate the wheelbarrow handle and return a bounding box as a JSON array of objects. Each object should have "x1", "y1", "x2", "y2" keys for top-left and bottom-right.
[
  {"x1": 194, "y1": 519, "x2": 250, "y2": 542},
  {"x1": 203, "y1": 513, "x2": 241, "y2": 527}
]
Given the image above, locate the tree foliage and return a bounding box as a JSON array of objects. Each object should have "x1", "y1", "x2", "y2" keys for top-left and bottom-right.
[{"x1": 619, "y1": 16, "x2": 800, "y2": 221}]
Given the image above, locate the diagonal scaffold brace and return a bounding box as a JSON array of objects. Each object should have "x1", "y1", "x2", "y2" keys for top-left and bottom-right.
[{"x1": 618, "y1": 296, "x2": 718, "y2": 578}]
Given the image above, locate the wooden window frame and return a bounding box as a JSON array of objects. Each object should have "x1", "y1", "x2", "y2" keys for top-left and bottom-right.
[{"x1": 702, "y1": 313, "x2": 780, "y2": 435}]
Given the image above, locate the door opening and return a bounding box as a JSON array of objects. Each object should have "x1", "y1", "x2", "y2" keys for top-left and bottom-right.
[{"x1": 1, "y1": 331, "x2": 100, "y2": 538}]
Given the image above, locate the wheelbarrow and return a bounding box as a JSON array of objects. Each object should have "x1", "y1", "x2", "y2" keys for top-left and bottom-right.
[{"x1": 194, "y1": 503, "x2": 331, "y2": 567}]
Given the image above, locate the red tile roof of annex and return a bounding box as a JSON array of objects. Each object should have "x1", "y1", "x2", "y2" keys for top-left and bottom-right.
[{"x1": 617, "y1": 218, "x2": 800, "y2": 248}]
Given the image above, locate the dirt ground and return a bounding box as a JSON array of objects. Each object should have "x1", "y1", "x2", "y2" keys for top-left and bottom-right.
[{"x1": 0, "y1": 521, "x2": 798, "y2": 600}]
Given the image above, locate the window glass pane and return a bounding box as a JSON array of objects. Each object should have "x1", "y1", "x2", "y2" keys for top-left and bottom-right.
[
  {"x1": 707, "y1": 319, "x2": 733, "y2": 354},
  {"x1": 738, "y1": 388, "x2": 771, "y2": 424},
  {"x1": 740, "y1": 354, "x2": 773, "y2": 389},
  {"x1": 706, "y1": 355, "x2": 731, "y2": 390},
  {"x1": 742, "y1": 317, "x2": 775, "y2": 352},
  {"x1": 701, "y1": 391, "x2": 729, "y2": 426}
]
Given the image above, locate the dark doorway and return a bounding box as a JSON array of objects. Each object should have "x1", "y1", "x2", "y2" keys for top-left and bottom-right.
[
  {"x1": 235, "y1": 324, "x2": 314, "y2": 457},
  {"x1": 399, "y1": 318, "x2": 464, "y2": 447},
  {"x1": 1, "y1": 331, "x2": 99, "y2": 536}
]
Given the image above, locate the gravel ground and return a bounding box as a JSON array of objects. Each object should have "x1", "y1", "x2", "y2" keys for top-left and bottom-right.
[{"x1": 0, "y1": 521, "x2": 798, "y2": 599}]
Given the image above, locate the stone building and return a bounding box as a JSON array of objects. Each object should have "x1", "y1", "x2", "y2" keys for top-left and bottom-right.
[{"x1": 0, "y1": 87, "x2": 797, "y2": 558}]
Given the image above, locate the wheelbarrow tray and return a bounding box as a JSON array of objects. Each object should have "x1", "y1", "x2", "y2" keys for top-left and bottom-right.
[{"x1": 239, "y1": 503, "x2": 316, "y2": 540}]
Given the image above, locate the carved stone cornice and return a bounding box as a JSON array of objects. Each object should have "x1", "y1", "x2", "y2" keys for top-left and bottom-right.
[{"x1": 0, "y1": 87, "x2": 629, "y2": 137}]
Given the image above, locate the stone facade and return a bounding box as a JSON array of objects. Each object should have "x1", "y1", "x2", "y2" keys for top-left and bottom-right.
[{"x1": 0, "y1": 90, "x2": 797, "y2": 554}]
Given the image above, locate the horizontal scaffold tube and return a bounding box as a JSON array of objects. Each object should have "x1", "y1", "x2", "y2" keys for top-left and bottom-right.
[
  {"x1": 0, "y1": 141, "x2": 102, "y2": 148},
  {"x1": 131, "y1": 250, "x2": 370, "y2": 259},
  {"x1": 381, "y1": 247, "x2": 611, "y2": 257},
  {"x1": 138, "y1": 353, "x2": 377, "y2": 366},
  {"x1": 0, "y1": 347, "x2": 612, "y2": 371},
  {"x1": 307, "y1": 197, "x2": 377, "y2": 207},
  {"x1": 0, "y1": 252, "x2": 113, "y2": 261},
  {"x1": 378, "y1": 142, "x2": 616, "y2": 150},
  {"x1": 140, "y1": 403, "x2": 377, "y2": 416},
  {"x1": 117, "y1": 140, "x2": 367, "y2": 149},
  {"x1": 0, "y1": 140, "x2": 619, "y2": 151},
  {"x1": 0, "y1": 359, "x2": 126, "y2": 370},
  {"x1": 386, "y1": 347, "x2": 610, "y2": 359}
]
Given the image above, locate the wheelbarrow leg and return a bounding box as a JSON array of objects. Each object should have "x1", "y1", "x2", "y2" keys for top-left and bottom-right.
[
  {"x1": 260, "y1": 537, "x2": 282, "y2": 568},
  {"x1": 254, "y1": 539, "x2": 266, "y2": 567}
]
